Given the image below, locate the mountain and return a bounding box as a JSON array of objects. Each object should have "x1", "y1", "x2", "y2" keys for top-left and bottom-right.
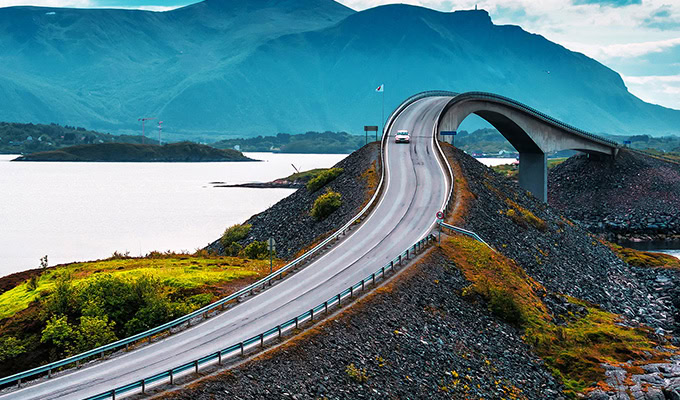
[{"x1": 0, "y1": 1, "x2": 678, "y2": 139}]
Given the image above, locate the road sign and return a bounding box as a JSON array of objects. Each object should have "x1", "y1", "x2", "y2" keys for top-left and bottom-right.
[
  {"x1": 440, "y1": 131, "x2": 457, "y2": 136},
  {"x1": 268, "y1": 238, "x2": 276, "y2": 273},
  {"x1": 268, "y1": 238, "x2": 276, "y2": 251},
  {"x1": 364, "y1": 126, "x2": 378, "y2": 132},
  {"x1": 436, "y1": 211, "x2": 444, "y2": 220}
]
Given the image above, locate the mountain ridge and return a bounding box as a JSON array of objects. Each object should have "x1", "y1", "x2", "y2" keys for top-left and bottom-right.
[{"x1": 0, "y1": 1, "x2": 677, "y2": 139}]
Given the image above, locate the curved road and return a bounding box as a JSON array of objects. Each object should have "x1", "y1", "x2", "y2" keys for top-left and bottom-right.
[{"x1": 2, "y1": 96, "x2": 451, "y2": 400}]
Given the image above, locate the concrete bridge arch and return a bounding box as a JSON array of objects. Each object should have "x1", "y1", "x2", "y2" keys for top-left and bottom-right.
[{"x1": 430, "y1": 92, "x2": 619, "y2": 202}]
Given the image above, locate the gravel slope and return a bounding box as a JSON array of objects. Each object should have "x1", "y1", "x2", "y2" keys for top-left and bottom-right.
[
  {"x1": 548, "y1": 150, "x2": 680, "y2": 242},
  {"x1": 444, "y1": 145, "x2": 680, "y2": 335}
]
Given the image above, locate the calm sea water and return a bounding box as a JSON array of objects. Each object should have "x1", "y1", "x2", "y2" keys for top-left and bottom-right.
[{"x1": 0, "y1": 153, "x2": 345, "y2": 277}]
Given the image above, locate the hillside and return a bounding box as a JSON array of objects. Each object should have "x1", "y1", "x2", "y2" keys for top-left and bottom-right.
[
  {"x1": 12, "y1": 142, "x2": 253, "y2": 162},
  {"x1": 0, "y1": 2, "x2": 678, "y2": 138}
]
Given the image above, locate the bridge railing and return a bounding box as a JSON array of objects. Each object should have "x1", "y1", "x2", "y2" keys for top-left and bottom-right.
[
  {"x1": 0, "y1": 110, "x2": 394, "y2": 390},
  {"x1": 383, "y1": 90, "x2": 619, "y2": 150},
  {"x1": 83, "y1": 234, "x2": 438, "y2": 400}
]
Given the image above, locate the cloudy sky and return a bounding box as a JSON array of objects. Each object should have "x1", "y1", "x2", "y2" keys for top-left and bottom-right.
[{"x1": 1, "y1": 0, "x2": 679, "y2": 109}]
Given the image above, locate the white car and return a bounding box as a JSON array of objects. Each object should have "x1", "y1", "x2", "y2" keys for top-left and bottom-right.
[{"x1": 395, "y1": 130, "x2": 410, "y2": 143}]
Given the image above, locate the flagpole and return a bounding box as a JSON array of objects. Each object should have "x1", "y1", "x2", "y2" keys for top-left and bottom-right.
[{"x1": 381, "y1": 88, "x2": 384, "y2": 140}]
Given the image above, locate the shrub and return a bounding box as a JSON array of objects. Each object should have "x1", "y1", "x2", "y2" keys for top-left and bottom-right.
[
  {"x1": 27, "y1": 275, "x2": 39, "y2": 291},
  {"x1": 345, "y1": 363, "x2": 368, "y2": 383},
  {"x1": 311, "y1": 190, "x2": 342, "y2": 221},
  {"x1": 226, "y1": 242, "x2": 243, "y2": 257},
  {"x1": 220, "y1": 223, "x2": 251, "y2": 248},
  {"x1": 242, "y1": 241, "x2": 269, "y2": 260},
  {"x1": 306, "y1": 167, "x2": 343, "y2": 193},
  {"x1": 487, "y1": 287, "x2": 526, "y2": 326},
  {"x1": 0, "y1": 337, "x2": 25, "y2": 362}
]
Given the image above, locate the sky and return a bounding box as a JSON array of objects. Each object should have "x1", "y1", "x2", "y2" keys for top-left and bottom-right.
[{"x1": 1, "y1": 0, "x2": 678, "y2": 109}]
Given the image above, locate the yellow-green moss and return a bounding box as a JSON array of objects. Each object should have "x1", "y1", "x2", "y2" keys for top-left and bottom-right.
[
  {"x1": 442, "y1": 236, "x2": 672, "y2": 397},
  {"x1": 504, "y1": 199, "x2": 547, "y2": 231},
  {"x1": 0, "y1": 254, "x2": 273, "y2": 320},
  {"x1": 606, "y1": 242, "x2": 680, "y2": 270}
]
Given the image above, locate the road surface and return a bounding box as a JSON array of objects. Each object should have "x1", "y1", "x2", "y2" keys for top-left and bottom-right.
[{"x1": 2, "y1": 96, "x2": 451, "y2": 400}]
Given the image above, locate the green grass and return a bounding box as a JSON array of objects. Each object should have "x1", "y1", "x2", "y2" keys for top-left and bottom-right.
[
  {"x1": 443, "y1": 236, "x2": 672, "y2": 397},
  {"x1": 306, "y1": 168, "x2": 344, "y2": 192},
  {"x1": 491, "y1": 157, "x2": 567, "y2": 179},
  {"x1": 285, "y1": 168, "x2": 327, "y2": 182},
  {"x1": 0, "y1": 254, "x2": 270, "y2": 320}
]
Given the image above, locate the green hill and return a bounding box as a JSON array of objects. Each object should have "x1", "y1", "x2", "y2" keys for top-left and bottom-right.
[{"x1": 13, "y1": 142, "x2": 254, "y2": 162}]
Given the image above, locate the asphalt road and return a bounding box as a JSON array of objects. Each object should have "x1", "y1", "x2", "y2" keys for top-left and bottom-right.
[{"x1": 2, "y1": 96, "x2": 452, "y2": 400}]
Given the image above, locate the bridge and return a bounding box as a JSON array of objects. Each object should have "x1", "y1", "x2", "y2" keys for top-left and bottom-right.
[
  {"x1": 395, "y1": 91, "x2": 619, "y2": 202},
  {"x1": 0, "y1": 92, "x2": 616, "y2": 399}
]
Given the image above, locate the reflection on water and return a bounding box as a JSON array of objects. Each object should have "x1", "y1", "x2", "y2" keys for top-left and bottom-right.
[{"x1": 617, "y1": 240, "x2": 680, "y2": 260}]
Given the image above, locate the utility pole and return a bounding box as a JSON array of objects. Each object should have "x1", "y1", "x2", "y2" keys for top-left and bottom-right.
[
  {"x1": 138, "y1": 118, "x2": 155, "y2": 144},
  {"x1": 158, "y1": 121, "x2": 163, "y2": 145}
]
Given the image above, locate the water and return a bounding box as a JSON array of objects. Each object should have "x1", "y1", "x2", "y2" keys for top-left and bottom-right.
[
  {"x1": 475, "y1": 157, "x2": 516, "y2": 167},
  {"x1": 0, "y1": 153, "x2": 346, "y2": 277}
]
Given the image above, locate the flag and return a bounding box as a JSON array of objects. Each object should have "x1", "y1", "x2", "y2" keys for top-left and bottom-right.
[{"x1": 375, "y1": 84, "x2": 384, "y2": 92}]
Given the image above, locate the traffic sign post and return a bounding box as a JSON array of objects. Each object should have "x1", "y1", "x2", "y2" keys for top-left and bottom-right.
[
  {"x1": 268, "y1": 238, "x2": 276, "y2": 273},
  {"x1": 364, "y1": 125, "x2": 378, "y2": 145},
  {"x1": 436, "y1": 211, "x2": 444, "y2": 244}
]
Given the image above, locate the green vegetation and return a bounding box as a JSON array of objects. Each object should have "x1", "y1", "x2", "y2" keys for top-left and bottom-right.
[
  {"x1": 220, "y1": 223, "x2": 252, "y2": 249},
  {"x1": 0, "y1": 122, "x2": 145, "y2": 154},
  {"x1": 444, "y1": 236, "x2": 669, "y2": 397},
  {"x1": 491, "y1": 158, "x2": 566, "y2": 179},
  {"x1": 14, "y1": 142, "x2": 252, "y2": 162},
  {"x1": 213, "y1": 131, "x2": 365, "y2": 154},
  {"x1": 242, "y1": 241, "x2": 271, "y2": 260},
  {"x1": 0, "y1": 252, "x2": 277, "y2": 375},
  {"x1": 607, "y1": 134, "x2": 680, "y2": 154},
  {"x1": 345, "y1": 363, "x2": 369, "y2": 383},
  {"x1": 311, "y1": 189, "x2": 342, "y2": 220},
  {"x1": 606, "y1": 242, "x2": 680, "y2": 269},
  {"x1": 285, "y1": 168, "x2": 328, "y2": 183},
  {"x1": 503, "y1": 199, "x2": 547, "y2": 231},
  {"x1": 306, "y1": 167, "x2": 343, "y2": 192}
]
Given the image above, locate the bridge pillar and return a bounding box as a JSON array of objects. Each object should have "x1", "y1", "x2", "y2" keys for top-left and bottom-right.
[{"x1": 518, "y1": 152, "x2": 547, "y2": 202}]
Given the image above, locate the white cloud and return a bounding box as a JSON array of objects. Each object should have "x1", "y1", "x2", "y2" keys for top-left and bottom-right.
[
  {"x1": 622, "y1": 74, "x2": 680, "y2": 108},
  {"x1": 563, "y1": 37, "x2": 680, "y2": 60},
  {"x1": 0, "y1": 0, "x2": 91, "y2": 6}
]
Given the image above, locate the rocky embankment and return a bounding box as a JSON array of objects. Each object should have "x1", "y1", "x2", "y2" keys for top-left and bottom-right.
[
  {"x1": 207, "y1": 143, "x2": 380, "y2": 260},
  {"x1": 449, "y1": 146, "x2": 680, "y2": 336},
  {"x1": 165, "y1": 250, "x2": 563, "y2": 400},
  {"x1": 549, "y1": 150, "x2": 680, "y2": 243},
  {"x1": 167, "y1": 144, "x2": 679, "y2": 400}
]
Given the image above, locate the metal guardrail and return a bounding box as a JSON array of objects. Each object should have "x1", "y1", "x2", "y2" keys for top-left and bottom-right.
[
  {"x1": 439, "y1": 222, "x2": 492, "y2": 249},
  {"x1": 84, "y1": 234, "x2": 437, "y2": 400},
  {"x1": 0, "y1": 118, "x2": 393, "y2": 390}
]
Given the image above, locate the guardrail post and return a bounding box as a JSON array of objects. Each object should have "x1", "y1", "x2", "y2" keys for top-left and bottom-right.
[
  {"x1": 240, "y1": 342, "x2": 245, "y2": 356},
  {"x1": 390, "y1": 261, "x2": 394, "y2": 270},
  {"x1": 398, "y1": 255, "x2": 402, "y2": 266},
  {"x1": 48, "y1": 369, "x2": 51, "y2": 379},
  {"x1": 76, "y1": 360, "x2": 79, "y2": 369},
  {"x1": 361, "y1": 280, "x2": 365, "y2": 290},
  {"x1": 295, "y1": 317, "x2": 299, "y2": 329},
  {"x1": 195, "y1": 360, "x2": 199, "y2": 373},
  {"x1": 112, "y1": 389, "x2": 116, "y2": 400},
  {"x1": 218, "y1": 351, "x2": 222, "y2": 365},
  {"x1": 278, "y1": 325, "x2": 282, "y2": 338},
  {"x1": 310, "y1": 308, "x2": 315, "y2": 322},
  {"x1": 169, "y1": 370, "x2": 174, "y2": 385},
  {"x1": 372, "y1": 273, "x2": 376, "y2": 285},
  {"x1": 381, "y1": 266, "x2": 385, "y2": 277},
  {"x1": 324, "y1": 301, "x2": 328, "y2": 313},
  {"x1": 260, "y1": 334, "x2": 264, "y2": 347},
  {"x1": 141, "y1": 379, "x2": 146, "y2": 394},
  {"x1": 17, "y1": 379, "x2": 20, "y2": 388},
  {"x1": 350, "y1": 286, "x2": 354, "y2": 297}
]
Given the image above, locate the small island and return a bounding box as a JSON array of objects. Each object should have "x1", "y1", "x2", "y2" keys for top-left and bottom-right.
[{"x1": 12, "y1": 142, "x2": 255, "y2": 162}]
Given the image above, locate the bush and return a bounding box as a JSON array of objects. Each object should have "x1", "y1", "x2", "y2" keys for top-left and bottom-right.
[
  {"x1": 220, "y1": 223, "x2": 251, "y2": 248},
  {"x1": 226, "y1": 242, "x2": 243, "y2": 257},
  {"x1": 487, "y1": 287, "x2": 526, "y2": 326},
  {"x1": 0, "y1": 337, "x2": 25, "y2": 362},
  {"x1": 242, "y1": 241, "x2": 269, "y2": 260},
  {"x1": 311, "y1": 190, "x2": 342, "y2": 221},
  {"x1": 306, "y1": 168, "x2": 343, "y2": 193}
]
